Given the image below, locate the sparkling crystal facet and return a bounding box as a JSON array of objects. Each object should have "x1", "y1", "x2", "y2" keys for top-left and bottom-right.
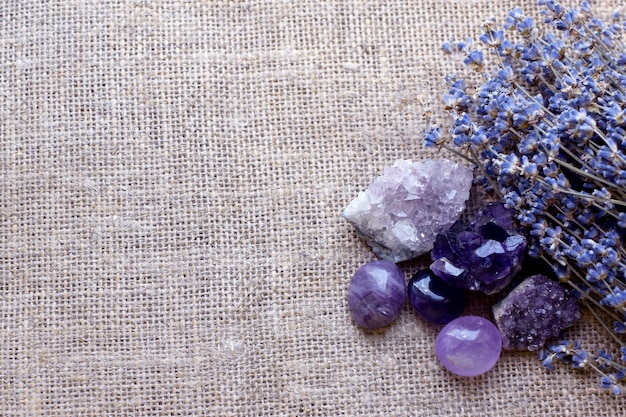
[
  {"x1": 435, "y1": 316, "x2": 502, "y2": 377},
  {"x1": 347, "y1": 260, "x2": 406, "y2": 329},
  {"x1": 408, "y1": 269, "x2": 466, "y2": 324},
  {"x1": 343, "y1": 159, "x2": 472, "y2": 262}
]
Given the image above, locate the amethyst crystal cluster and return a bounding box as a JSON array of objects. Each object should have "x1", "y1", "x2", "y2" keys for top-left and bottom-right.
[
  {"x1": 343, "y1": 159, "x2": 472, "y2": 263},
  {"x1": 493, "y1": 275, "x2": 581, "y2": 350},
  {"x1": 431, "y1": 203, "x2": 527, "y2": 294}
]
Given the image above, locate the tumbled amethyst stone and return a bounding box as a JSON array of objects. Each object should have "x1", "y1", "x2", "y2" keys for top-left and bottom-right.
[
  {"x1": 435, "y1": 316, "x2": 502, "y2": 377},
  {"x1": 408, "y1": 269, "x2": 466, "y2": 324},
  {"x1": 430, "y1": 203, "x2": 527, "y2": 294},
  {"x1": 493, "y1": 274, "x2": 580, "y2": 350},
  {"x1": 347, "y1": 260, "x2": 406, "y2": 329}
]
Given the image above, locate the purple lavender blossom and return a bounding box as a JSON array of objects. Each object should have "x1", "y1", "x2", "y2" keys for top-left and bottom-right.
[{"x1": 425, "y1": 0, "x2": 626, "y2": 334}]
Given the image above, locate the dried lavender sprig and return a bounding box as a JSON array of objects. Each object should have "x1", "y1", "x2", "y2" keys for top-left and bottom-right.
[
  {"x1": 539, "y1": 339, "x2": 626, "y2": 395},
  {"x1": 426, "y1": 1, "x2": 626, "y2": 382}
]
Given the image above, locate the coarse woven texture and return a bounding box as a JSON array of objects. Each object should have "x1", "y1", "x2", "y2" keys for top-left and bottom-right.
[{"x1": 0, "y1": 1, "x2": 624, "y2": 416}]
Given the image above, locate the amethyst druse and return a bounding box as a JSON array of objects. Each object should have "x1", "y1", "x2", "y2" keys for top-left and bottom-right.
[
  {"x1": 430, "y1": 203, "x2": 527, "y2": 294},
  {"x1": 342, "y1": 159, "x2": 473, "y2": 262},
  {"x1": 408, "y1": 269, "x2": 466, "y2": 324},
  {"x1": 493, "y1": 274, "x2": 581, "y2": 350},
  {"x1": 347, "y1": 260, "x2": 406, "y2": 330},
  {"x1": 435, "y1": 316, "x2": 502, "y2": 377}
]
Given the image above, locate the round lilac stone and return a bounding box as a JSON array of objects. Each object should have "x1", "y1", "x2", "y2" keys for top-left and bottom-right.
[
  {"x1": 347, "y1": 260, "x2": 406, "y2": 329},
  {"x1": 435, "y1": 316, "x2": 502, "y2": 377}
]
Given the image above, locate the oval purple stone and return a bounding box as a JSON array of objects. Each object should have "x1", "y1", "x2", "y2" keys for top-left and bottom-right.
[
  {"x1": 347, "y1": 260, "x2": 406, "y2": 329},
  {"x1": 435, "y1": 316, "x2": 502, "y2": 377}
]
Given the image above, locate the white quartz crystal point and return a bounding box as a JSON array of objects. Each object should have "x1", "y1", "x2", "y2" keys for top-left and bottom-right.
[{"x1": 343, "y1": 159, "x2": 473, "y2": 263}]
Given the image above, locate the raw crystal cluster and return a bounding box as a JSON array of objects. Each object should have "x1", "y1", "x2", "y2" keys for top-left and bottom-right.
[
  {"x1": 343, "y1": 159, "x2": 472, "y2": 263},
  {"x1": 493, "y1": 274, "x2": 581, "y2": 351},
  {"x1": 430, "y1": 203, "x2": 527, "y2": 294}
]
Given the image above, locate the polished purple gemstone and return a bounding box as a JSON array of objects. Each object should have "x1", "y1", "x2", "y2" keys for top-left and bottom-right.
[
  {"x1": 347, "y1": 260, "x2": 406, "y2": 329},
  {"x1": 435, "y1": 316, "x2": 502, "y2": 377},
  {"x1": 408, "y1": 269, "x2": 466, "y2": 324}
]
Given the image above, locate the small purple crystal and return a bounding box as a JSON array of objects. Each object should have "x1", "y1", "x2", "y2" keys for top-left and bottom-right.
[
  {"x1": 435, "y1": 316, "x2": 502, "y2": 377},
  {"x1": 430, "y1": 202, "x2": 527, "y2": 294},
  {"x1": 493, "y1": 274, "x2": 581, "y2": 350},
  {"x1": 342, "y1": 159, "x2": 472, "y2": 263},
  {"x1": 347, "y1": 260, "x2": 406, "y2": 329}
]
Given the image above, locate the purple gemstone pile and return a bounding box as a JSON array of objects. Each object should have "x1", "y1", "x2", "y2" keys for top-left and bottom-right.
[
  {"x1": 493, "y1": 274, "x2": 581, "y2": 351},
  {"x1": 344, "y1": 184, "x2": 583, "y2": 374},
  {"x1": 430, "y1": 203, "x2": 527, "y2": 295}
]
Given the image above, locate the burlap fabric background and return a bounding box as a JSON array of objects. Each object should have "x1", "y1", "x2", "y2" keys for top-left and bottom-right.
[{"x1": 2, "y1": 0, "x2": 625, "y2": 415}]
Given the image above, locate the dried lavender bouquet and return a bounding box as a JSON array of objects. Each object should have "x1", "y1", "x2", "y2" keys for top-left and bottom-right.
[{"x1": 425, "y1": 0, "x2": 626, "y2": 394}]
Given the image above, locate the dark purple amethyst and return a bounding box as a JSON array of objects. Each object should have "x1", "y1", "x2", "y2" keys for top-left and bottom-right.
[
  {"x1": 407, "y1": 269, "x2": 466, "y2": 324},
  {"x1": 430, "y1": 203, "x2": 527, "y2": 294},
  {"x1": 347, "y1": 260, "x2": 406, "y2": 329},
  {"x1": 493, "y1": 274, "x2": 581, "y2": 350}
]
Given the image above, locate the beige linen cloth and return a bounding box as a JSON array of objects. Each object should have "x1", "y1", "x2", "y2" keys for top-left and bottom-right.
[{"x1": 1, "y1": 0, "x2": 624, "y2": 415}]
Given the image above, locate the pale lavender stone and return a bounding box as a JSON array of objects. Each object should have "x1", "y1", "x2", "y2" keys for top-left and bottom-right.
[
  {"x1": 343, "y1": 159, "x2": 473, "y2": 263},
  {"x1": 435, "y1": 316, "x2": 502, "y2": 377}
]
